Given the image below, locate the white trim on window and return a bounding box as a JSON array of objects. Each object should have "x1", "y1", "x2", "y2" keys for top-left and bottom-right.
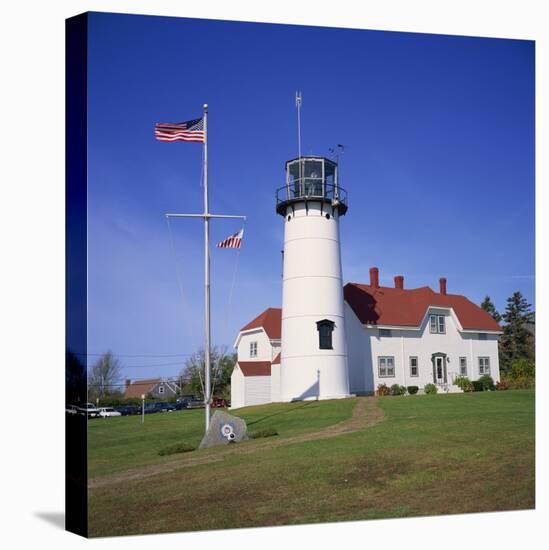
[
  {"x1": 479, "y1": 356, "x2": 490, "y2": 375},
  {"x1": 459, "y1": 356, "x2": 467, "y2": 376},
  {"x1": 378, "y1": 356, "x2": 395, "y2": 378},
  {"x1": 430, "y1": 314, "x2": 446, "y2": 334},
  {"x1": 409, "y1": 356, "x2": 419, "y2": 377},
  {"x1": 437, "y1": 315, "x2": 446, "y2": 333},
  {"x1": 250, "y1": 341, "x2": 258, "y2": 358}
]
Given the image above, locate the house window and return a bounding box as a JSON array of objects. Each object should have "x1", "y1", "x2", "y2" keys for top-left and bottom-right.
[
  {"x1": 459, "y1": 357, "x2": 467, "y2": 376},
  {"x1": 250, "y1": 341, "x2": 258, "y2": 358},
  {"x1": 478, "y1": 333, "x2": 487, "y2": 341},
  {"x1": 479, "y1": 356, "x2": 490, "y2": 375},
  {"x1": 409, "y1": 356, "x2": 419, "y2": 377},
  {"x1": 316, "y1": 319, "x2": 335, "y2": 350},
  {"x1": 378, "y1": 356, "x2": 395, "y2": 378},
  {"x1": 379, "y1": 329, "x2": 392, "y2": 337},
  {"x1": 158, "y1": 385, "x2": 165, "y2": 394},
  {"x1": 430, "y1": 314, "x2": 446, "y2": 334}
]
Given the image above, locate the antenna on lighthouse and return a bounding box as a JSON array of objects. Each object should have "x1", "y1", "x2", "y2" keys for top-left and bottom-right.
[
  {"x1": 296, "y1": 91, "x2": 303, "y2": 182},
  {"x1": 295, "y1": 91, "x2": 303, "y2": 159}
]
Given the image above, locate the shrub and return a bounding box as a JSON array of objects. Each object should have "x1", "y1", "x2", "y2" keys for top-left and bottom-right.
[
  {"x1": 472, "y1": 380, "x2": 484, "y2": 392},
  {"x1": 407, "y1": 386, "x2": 419, "y2": 395},
  {"x1": 453, "y1": 376, "x2": 474, "y2": 392},
  {"x1": 478, "y1": 375, "x2": 495, "y2": 391},
  {"x1": 510, "y1": 359, "x2": 535, "y2": 379},
  {"x1": 424, "y1": 383, "x2": 438, "y2": 395},
  {"x1": 503, "y1": 375, "x2": 535, "y2": 390},
  {"x1": 496, "y1": 380, "x2": 509, "y2": 391},
  {"x1": 376, "y1": 384, "x2": 391, "y2": 396},
  {"x1": 158, "y1": 442, "x2": 196, "y2": 456},
  {"x1": 249, "y1": 427, "x2": 278, "y2": 439},
  {"x1": 391, "y1": 384, "x2": 407, "y2": 396}
]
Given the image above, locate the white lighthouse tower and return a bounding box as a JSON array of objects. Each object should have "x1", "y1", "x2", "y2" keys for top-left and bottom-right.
[{"x1": 276, "y1": 156, "x2": 350, "y2": 401}]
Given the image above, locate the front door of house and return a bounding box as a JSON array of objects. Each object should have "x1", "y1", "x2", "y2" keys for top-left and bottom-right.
[{"x1": 435, "y1": 356, "x2": 445, "y2": 384}]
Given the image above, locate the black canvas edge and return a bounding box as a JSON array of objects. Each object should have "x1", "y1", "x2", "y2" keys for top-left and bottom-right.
[{"x1": 65, "y1": 12, "x2": 89, "y2": 538}]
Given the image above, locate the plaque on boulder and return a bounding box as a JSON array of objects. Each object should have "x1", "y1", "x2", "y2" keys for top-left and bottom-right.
[{"x1": 199, "y1": 410, "x2": 248, "y2": 449}]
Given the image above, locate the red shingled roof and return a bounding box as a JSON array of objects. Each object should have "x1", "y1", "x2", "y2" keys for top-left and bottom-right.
[
  {"x1": 344, "y1": 283, "x2": 502, "y2": 332},
  {"x1": 237, "y1": 361, "x2": 271, "y2": 377},
  {"x1": 240, "y1": 307, "x2": 282, "y2": 339},
  {"x1": 124, "y1": 378, "x2": 161, "y2": 399},
  {"x1": 271, "y1": 353, "x2": 281, "y2": 365}
]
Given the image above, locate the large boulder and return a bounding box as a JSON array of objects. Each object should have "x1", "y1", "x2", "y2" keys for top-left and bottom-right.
[{"x1": 199, "y1": 410, "x2": 248, "y2": 449}]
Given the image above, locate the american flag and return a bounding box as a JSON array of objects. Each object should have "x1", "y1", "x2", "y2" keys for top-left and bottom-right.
[
  {"x1": 217, "y1": 228, "x2": 244, "y2": 249},
  {"x1": 154, "y1": 118, "x2": 205, "y2": 143}
]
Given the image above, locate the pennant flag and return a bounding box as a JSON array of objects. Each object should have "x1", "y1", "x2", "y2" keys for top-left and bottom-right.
[
  {"x1": 217, "y1": 228, "x2": 244, "y2": 249},
  {"x1": 154, "y1": 118, "x2": 205, "y2": 143}
]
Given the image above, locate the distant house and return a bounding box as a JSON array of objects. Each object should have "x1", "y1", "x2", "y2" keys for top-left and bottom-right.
[
  {"x1": 230, "y1": 308, "x2": 281, "y2": 409},
  {"x1": 124, "y1": 378, "x2": 179, "y2": 400}
]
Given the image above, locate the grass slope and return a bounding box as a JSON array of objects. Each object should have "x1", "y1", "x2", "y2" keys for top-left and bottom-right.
[
  {"x1": 88, "y1": 391, "x2": 534, "y2": 537},
  {"x1": 88, "y1": 398, "x2": 356, "y2": 478}
]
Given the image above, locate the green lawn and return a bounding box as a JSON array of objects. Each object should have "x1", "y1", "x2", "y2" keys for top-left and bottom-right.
[
  {"x1": 88, "y1": 398, "x2": 356, "y2": 478},
  {"x1": 88, "y1": 390, "x2": 535, "y2": 537}
]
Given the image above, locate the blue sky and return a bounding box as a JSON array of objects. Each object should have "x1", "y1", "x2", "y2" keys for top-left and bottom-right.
[{"x1": 86, "y1": 12, "x2": 535, "y2": 381}]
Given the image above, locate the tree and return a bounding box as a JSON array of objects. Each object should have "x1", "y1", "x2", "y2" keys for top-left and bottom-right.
[
  {"x1": 88, "y1": 351, "x2": 123, "y2": 402},
  {"x1": 180, "y1": 346, "x2": 236, "y2": 400},
  {"x1": 480, "y1": 296, "x2": 502, "y2": 323},
  {"x1": 499, "y1": 292, "x2": 534, "y2": 372}
]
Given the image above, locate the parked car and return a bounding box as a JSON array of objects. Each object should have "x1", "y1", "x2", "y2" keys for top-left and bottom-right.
[
  {"x1": 178, "y1": 395, "x2": 204, "y2": 409},
  {"x1": 116, "y1": 405, "x2": 140, "y2": 416},
  {"x1": 153, "y1": 402, "x2": 176, "y2": 412},
  {"x1": 65, "y1": 404, "x2": 79, "y2": 415},
  {"x1": 143, "y1": 403, "x2": 159, "y2": 414},
  {"x1": 79, "y1": 403, "x2": 100, "y2": 418},
  {"x1": 98, "y1": 407, "x2": 122, "y2": 418},
  {"x1": 212, "y1": 397, "x2": 228, "y2": 408}
]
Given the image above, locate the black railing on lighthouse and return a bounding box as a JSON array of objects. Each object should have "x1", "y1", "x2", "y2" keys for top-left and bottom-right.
[{"x1": 276, "y1": 180, "x2": 348, "y2": 216}]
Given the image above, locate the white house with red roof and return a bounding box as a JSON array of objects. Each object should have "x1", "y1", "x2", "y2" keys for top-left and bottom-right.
[
  {"x1": 230, "y1": 155, "x2": 502, "y2": 408},
  {"x1": 344, "y1": 267, "x2": 502, "y2": 395},
  {"x1": 230, "y1": 308, "x2": 282, "y2": 409},
  {"x1": 231, "y1": 268, "x2": 502, "y2": 407}
]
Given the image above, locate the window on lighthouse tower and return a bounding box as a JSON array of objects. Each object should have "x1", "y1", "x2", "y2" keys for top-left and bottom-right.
[{"x1": 316, "y1": 319, "x2": 335, "y2": 350}]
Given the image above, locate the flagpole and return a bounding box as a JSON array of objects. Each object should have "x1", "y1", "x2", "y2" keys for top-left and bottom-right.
[
  {"x1": 163, "y1": 107, "x2": 245, "y2": 436},
  {"x1": 203, "y1": 103, "x2": 212, "y2": 433}
]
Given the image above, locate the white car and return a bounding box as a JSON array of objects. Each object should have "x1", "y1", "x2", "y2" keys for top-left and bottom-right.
[
  {"x1": 98, "y1": 407, "x2": 122, "y2": 418},
  {"x1": 79, "y1": 403, "x2": 100, "y2": 418}
]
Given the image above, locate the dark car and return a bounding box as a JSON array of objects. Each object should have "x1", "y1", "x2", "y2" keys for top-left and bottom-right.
[
  {"x1": 144, "y1": 403, "x2": 159, "y2": 414},
  {"x1": 116, "y1": 405, "x2": 140, "y2": 416},
  {"x1": 154, "y1": 402, "x2": 176, "y2": 412},
  {"x1": 186, "y1": 397, "x2": 205, "y2": 409}
]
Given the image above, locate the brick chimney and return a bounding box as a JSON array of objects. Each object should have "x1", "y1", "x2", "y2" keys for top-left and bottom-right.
[
  {"x1": 394, "y1": 275, "x2": 404, "y2": 289},
  {"x1": 439, "y1": 277, "x2": 447, "y2": 295},
  {"x1": 370, "y1": 267, "x2": 379, "y2": 289},
  {"x1": 125, "y1": 379, "x2": 131, "y2": 389}
]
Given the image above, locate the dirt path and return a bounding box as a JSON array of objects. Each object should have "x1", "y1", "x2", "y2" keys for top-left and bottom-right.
[{"x1": 89, "y1": 397, "x2": 385, "y2": 489}]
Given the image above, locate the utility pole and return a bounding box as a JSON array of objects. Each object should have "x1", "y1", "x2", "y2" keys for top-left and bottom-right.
[{"x1": 166, "y1": 104, "x2": 246, "y2": 434}]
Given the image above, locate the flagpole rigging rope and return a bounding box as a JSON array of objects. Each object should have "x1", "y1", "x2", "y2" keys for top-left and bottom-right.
[{"x1": 210, "y1": 221, "x2": 245, "y2": 397}]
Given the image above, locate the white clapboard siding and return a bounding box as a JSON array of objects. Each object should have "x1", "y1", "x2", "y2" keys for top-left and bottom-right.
[
  {"x1": 270, "y1": 364, "x2": 281, "y2": 402},
  {"x1": 244, "y1": 376, "x2": 271, "y2": 406},
  {"x1": 230, "y1": 367, "x2": 246, "y2": 409}
]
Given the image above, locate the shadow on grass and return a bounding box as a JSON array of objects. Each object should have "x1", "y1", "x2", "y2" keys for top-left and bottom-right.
[{"x1": 246, "y1": 400, "x2": 317, "y2": 427}]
